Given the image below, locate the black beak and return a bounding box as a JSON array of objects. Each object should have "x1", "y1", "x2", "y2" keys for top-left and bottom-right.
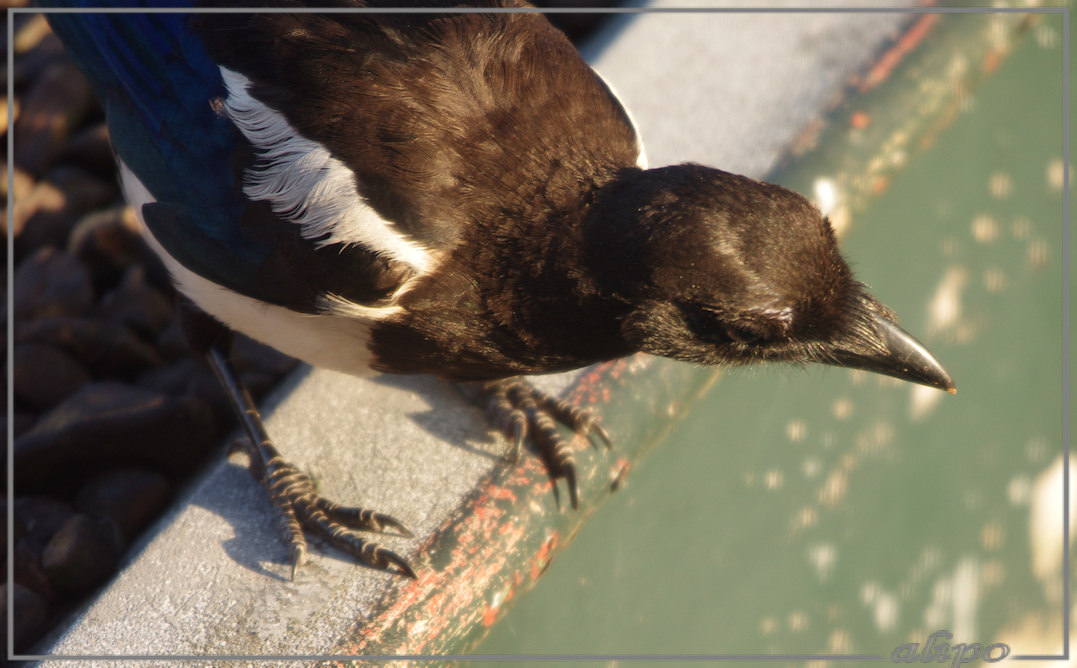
[{"x1": 828, "y1": 312, "x2": 956, "y2": 393}]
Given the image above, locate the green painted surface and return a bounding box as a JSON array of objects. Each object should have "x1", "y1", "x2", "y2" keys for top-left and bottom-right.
[{"x1": 477, "y1": 12, "x2": 1069, "y2": 661}]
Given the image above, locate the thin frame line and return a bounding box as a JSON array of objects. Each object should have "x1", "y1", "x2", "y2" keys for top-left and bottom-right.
[
  {"x1": 1061, "y1": 3, "x2": 1070, "y2": 661},
  {"x1": 8, "y1": 653, "x2": 892, "y2": 662},
  {"x1": 9, "y1": 5, "x2": 1069, "y2": 13},
  {"x1": 7, "y1": 4, "x2": 1070, "y2": 663},
  {"x1": 6, "y1": 7, "x2": 15, "y2": 664}
]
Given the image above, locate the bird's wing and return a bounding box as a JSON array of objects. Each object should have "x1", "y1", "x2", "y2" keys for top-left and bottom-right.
[
  {"x1": 44, "y1": 1, "x2": 414, "y2": 313},
  {"x1": 46, "y1": 1, "x2": 642, "y2": 313},
  {"x1": 192, "y1": 3, "x2": 643, "y2": 253}
]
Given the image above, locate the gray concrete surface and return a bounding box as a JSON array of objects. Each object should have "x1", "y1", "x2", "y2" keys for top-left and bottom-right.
[{"x1": 36, "y1": 3, "x2": 915, "y2": 660}]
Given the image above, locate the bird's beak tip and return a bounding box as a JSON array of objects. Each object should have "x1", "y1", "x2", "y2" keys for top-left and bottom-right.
[{"x1": 828, "y1": 311, "x2": 957, "y2": 394}]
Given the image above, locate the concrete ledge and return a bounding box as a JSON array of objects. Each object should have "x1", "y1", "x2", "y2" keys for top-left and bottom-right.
[{"x1": 35, "y1": 3, "x2": 914, "y2": 659}]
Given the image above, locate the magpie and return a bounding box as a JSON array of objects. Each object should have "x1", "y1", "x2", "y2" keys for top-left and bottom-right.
[{"x1": 44, "y1": 0, "x2": 955, "y2": 580}]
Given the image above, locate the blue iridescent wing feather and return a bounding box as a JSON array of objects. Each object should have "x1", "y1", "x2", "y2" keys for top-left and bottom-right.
[{"x1": 43, "y1": 1, "x2": 279, "y2": 302}]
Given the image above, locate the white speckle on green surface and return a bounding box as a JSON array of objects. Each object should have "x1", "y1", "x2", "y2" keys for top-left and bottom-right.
[
  {"x1": 831, "y1": 397, "x2": 854, "y2": 420},
  {"x1": 1029, "y1": 456, "x2": 1076, "y2": 587},
  {"x1": 987, "y1": 171, "x2": 1012, "y2": 199},
  {"x1": 860, "y1": 581, "x2": 900, "y2": 633},
  {"x1": 764, "y1": 469, "x2": 784, "y2": 491},
  {"x1": 1025, "y1": 237, "x2": 1050, "y2": 269},
  {"x1": 808, "y1": 542, "x2": 837, "y2": 583},
  {"x1": 1006, "y1": 475, "x2": 1031, "y2": 507},
  {"x1": 971, "y1": 213, "x2": 999, "y2": 243},
  {"x1": 785, "y1": 419, "x2": 807, "y2": 443},
  {"x1": 1010, "y1": 214, "x2": 1032, "y2": 239},
  {"x1": 982, "y1": 267, "x2": 1007, "y2": 293},
  {"x1": 908, "y1": 383, "x2": 944, "y2": 422},
  {"x1": 926, "y1": 265, "x2": 969, "y2": 335}
]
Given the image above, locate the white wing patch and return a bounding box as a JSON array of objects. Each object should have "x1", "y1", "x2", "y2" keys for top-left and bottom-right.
[
  {"x1": 219, "y1": 67, "x2": 435, "y2": 274},
  {"x1": 120, "y1": 161, "x2": 394, "y2": 377}
]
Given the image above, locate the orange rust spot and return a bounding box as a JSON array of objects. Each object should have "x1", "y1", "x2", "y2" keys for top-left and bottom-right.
[
  {"x1": 872, "y1": 176, "x2": 890, "y2": 196},
  {"x1": 530, "y1": 532, "x2": 560, "y2": 581},
  {"x1": 860, "y1": 14, "x2": 939, "y2": 92},
  {"x1": 482, "y1": 601, "x2": 499, "y2": 626},
  {"x1": 983, "y1": 50, "x2": 1001, "y2": 73},
  {"x1": 850, "y1": 111, "x2": 871, "y2": 129},
  {"x1": 488, "y1": 485, "x2": 517, "y2": 503}
]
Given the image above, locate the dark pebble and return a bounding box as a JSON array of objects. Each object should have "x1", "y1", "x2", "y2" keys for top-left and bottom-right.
[
  {"x1": 12, "y1": 246, "x2": 94, "y2": 322},
  {"x1": 75, "y1": 468, "x2": 172, "y2": 539},
  {"x1": 13, "y1": 496, "x2": 74, "y2": 559},
  {"x1": 137, "y1": 356, "x2": 231, "y2": 422},
  {"x1": 13, "y1": 342, "x2": 92, "y2": 411},
  {"x1": 54, "y1": 121, "x2": 115, "y2": 177},
  {"x1": 9, "y1": 177, "x2": 63, "y2": 240},
  {"x1": 95, "y1": 267, "x2": 174, "y2": 339},
  {"x1": 13, "y1": 59, "x2": 97, "y2": 176},
  {"x1": 5, "y1": 582, "x2": 51, "y2": 654},
  {"x1": 10, "y1": 21, "x2": 67, "y2": 89},
  {"x1": 15, "y1": 382, "x2": 217, "y2": 493},
  {"x1": 155, "y1": 316, "x2": 194, "y2": 361},
  {"x1": 13, "y1": 541, "x2": 55, "y2": 600},
  {"x1": 13, "y1": 167, "x2": 119, "y2": 256},
  {"x1": 68, "y1": 206, "x2": 157, "y2": 292},
  {"x1": 12, "y1": 13, "x2": 51, "y2": 55},
  {"x1": 0, "y1": 162, "x2": 35, "y2": 207},
  {"x1": 41, "y1": 513, "x2": 124, "y2": 594},
  {"x1": 15, "y1": 316, "x2": 163, "y2": 379},
  {"x1": 7, "y1": 411, "x2": 39, "y2": 439}
]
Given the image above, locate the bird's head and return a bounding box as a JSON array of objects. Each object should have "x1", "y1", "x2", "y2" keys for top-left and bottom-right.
[{"x1": 587, "y1": 164, "x2": 955, "y2": 392}]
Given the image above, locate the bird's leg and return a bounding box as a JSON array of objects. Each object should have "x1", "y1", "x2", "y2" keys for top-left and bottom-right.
[
  {"x1": 207, "y1": 348, "x2": 415, "y2": 580},
  {"x1": 179, "y1": 301, "x2": 415, "y2": 579},
  {"x1": 463, "y1": 377, "x2": 612, "y2": 509}
]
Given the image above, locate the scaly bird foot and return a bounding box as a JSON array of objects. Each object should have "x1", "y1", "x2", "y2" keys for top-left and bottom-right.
[
  {"x1": 465, "y1": 377, "x2": 612, "y2": 509},
  {"x1": 231, "y1": 436, "x2": 416, "y2": 581},
  {"x1": 207, "y1": 345, "x2": 415, "y2": 580}
]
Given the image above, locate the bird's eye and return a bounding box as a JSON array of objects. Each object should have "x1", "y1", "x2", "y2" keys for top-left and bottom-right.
[{"x1": 723, "y1": 324, "x2": 762, "y2": 344}]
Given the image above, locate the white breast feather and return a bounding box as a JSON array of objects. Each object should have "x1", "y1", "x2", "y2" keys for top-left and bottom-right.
[{"x1": 219, "y1": 67, "x2": 435, "y2": 274}]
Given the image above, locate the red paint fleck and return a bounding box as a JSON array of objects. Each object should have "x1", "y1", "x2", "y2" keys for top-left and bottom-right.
[
  {"x1": 488, "y1": 486, "x2": 517, "y2": 503},
  {"x1": 482, "y1": 601, "x2": 499, "y2": 626},
  {"x1": 530, "y1": 532, "x2": 560, "y2": 581},
  {"x1": 850, "y1": 111, "x2": 870, "y2": 129},
  {"x1": 860, "y1": 14, "x2": 939, "y2": 92}
]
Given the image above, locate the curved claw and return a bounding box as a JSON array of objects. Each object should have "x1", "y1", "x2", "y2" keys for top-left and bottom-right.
[
  {"x1": 320, "y1": 503, "x2": 414, "y2": 537},
  {"x1": 564, "y1": 466, "x2": 579, "y2": 510},
  {"x1": 290, "y1": 543, "x2": 306, "y2": 582},
  {"x1": 510, "y1": 419, "x2": 526, "y2": 464},
  {"x1": 372, "y1": 513, "x2": 414, "y2": 539},
  {"x1": 378, "y1": 548, "x2": 418, "y2": 580},
  {"x1": 590, "y1": 422, "x2": 613, "y2": 448},
  {"x1": 467, "y1": 378, "x2": 616, "y2": 512}
]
